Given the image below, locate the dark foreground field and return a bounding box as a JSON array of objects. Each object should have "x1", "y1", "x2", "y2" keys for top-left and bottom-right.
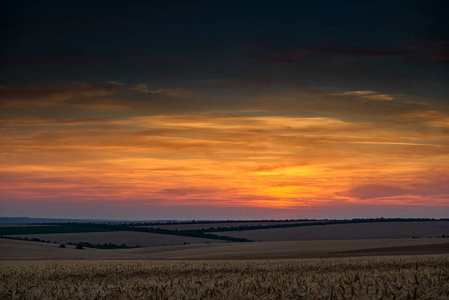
[{"x1": 1, "y1": 256, "x2": 448, "y2": 299}]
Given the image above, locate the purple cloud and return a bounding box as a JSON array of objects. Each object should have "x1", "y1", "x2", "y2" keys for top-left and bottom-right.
[
  {"x1": 340, "y1": 179, "x2": 449, "y2": 200},
  {"x1": 340, "y1": 184, "x2": 409, "y2": 200}
]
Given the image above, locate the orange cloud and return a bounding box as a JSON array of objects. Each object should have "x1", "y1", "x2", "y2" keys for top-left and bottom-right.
[{"x1": 1, "y1": 83, "x2": 448, "y2": 216}]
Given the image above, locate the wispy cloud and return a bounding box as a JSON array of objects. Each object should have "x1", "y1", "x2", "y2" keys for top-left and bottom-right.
[
  {"x1": 361, "y1": 94, "x2": 395, "y2": 101},
  {"x1": 332, "y1": 90, "x2": 395, "y2": 101},
  {"x1": 1, "y1": 80, "x2": 448, "y2": 213},
  {"x1": 337, "y1": 90, "x2": 377, "y2": 96},
  {"x1": 0, "y1": 82, "x2": 150, "y2": 109},
  {"x1": 0, "y1": 82, "x2": 207, "y2": 114},
  {"x1": 2, "y1": 108, "x2": 448, "y2": 209},
  {"x1": 339, "y1": 175, "x2": 449, "y2": 205}
]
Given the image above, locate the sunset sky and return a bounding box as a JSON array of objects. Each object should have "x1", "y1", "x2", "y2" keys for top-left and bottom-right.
[{"x1": 1, "y1": 1, "x2": 448, "y2": 220}]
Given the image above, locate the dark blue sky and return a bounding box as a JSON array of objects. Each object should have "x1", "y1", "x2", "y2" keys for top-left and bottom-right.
[{"x1": 2, "y1": 1, "x2": 448, "y2": 98}]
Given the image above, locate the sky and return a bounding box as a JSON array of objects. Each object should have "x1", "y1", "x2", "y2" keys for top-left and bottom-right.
[{"x1": 1, "y1": 0, "x2": 448, "y2": 220}]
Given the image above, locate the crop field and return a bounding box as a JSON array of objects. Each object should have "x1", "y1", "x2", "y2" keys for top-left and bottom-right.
[
  {"x1": 5, "y1": 231, "x2": 222, "y2": 247},
  {"x1": 1, "y1": 255, "x2": 448, "y2": 299},
  {"x1": 218, "y1": 221, "x2": 449, "y2": 241},
  {"x1": 0, "y1": 225, "x2": 56, "y2": 227},
  {"x1": 0, "y1": 225, "x2": 115, "y2": 235},
  {"x1": 138, "y1": 221, "x2": 313, "y2": 231},
  {"x1": 1, "y1": 238, "x2": 448, "y2": 260}
]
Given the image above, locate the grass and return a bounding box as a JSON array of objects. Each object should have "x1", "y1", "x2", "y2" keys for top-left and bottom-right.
[{"x1": 1, "y1": 256, "x2": 448, "y2": 299}]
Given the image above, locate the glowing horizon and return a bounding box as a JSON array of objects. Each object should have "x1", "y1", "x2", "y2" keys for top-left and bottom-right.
[{"x1": 1, "y1": 83, "x2": 448, "y2": 219}]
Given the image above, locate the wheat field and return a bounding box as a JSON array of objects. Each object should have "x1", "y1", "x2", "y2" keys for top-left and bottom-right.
[{"x1": 1, "y1": 255, "x2": 448, "y2": 299}]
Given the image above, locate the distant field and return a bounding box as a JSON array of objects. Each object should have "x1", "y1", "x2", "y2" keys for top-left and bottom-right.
[
  {"x1": 218, "y1": 221, "x2": 449, "y2": 241},
  {"x1": 1, "y1": 237, "x2": 447, "y2": 260},
  {"x1": 121, "y1": 239, "x2": 449, "y2": 260},
  {"x1": 0, "y1": 225, "x2": 56, "y2": 228},
  {"x1": 0, "y1": 225, "x2": 115, "y2": 235},
  {"x1": 6, "y1": 231, "x2": 222, "y2": 247},
  {"x1": 138, "y1": 221, "x2": 313, "y2": 230},
  {"x1": 2, "y1": 256, "x2": 448, "y2": 299}
]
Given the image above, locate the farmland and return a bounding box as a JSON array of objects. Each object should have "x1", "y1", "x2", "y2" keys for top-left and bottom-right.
[
  {"x1": 138, "y1": 220, "x2": 313, "y2": 231},
  {"x1": 5, "y1": 231, "x2": 222, "y2": 247},
  {"x1": 2, "y1": 219, "x2": 449, "y2": 299},
  {"x1": 2, "y1": 220, "x2": 448, "y2": 247},
  {"x1": 218, "y1": 221, "x2": 449, "y2": 241},
  {"x1": 0, "y1": 224, "x2": 115, "y2": 236},
  {"x1": 1, "y1": 219, "x2": 449, "y2": 257},
  {"x1": 2, "y1": 256, "x2": 448, "y2": 299},
  {"x1": 1, "y1": 237, "x2": 448, "y2": 260}
]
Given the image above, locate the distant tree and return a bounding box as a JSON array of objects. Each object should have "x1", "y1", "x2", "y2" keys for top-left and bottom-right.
[
  {"x1": 76, "y1": 245, "x2": 84, "y2": 249},
  {"x1": 59, "y1": 244, "x2": 65, "y2": 248}
]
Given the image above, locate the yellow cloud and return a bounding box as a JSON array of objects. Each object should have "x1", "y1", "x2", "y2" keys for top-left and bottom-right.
[{"x1": 1, "y1": 105, "x2": 448, "y2": 209}]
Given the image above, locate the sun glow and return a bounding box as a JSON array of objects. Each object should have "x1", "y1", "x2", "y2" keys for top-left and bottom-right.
[{"x1": 1, "y1": 106, "x2": 448, "y2": 216}]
